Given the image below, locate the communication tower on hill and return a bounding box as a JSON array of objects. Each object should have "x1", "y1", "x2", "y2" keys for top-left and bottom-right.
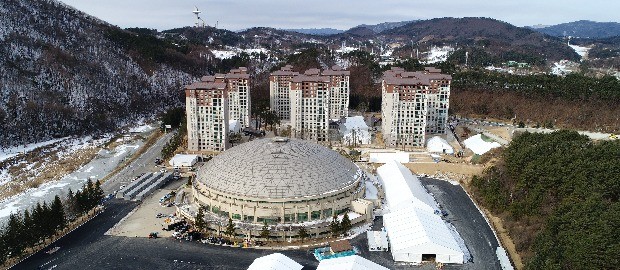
[{"x1": 193, "y1": 6, "x2": 206, "y2": 28}]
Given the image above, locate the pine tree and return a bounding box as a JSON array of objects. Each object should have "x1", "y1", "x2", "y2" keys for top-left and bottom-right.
[
  {"x1": 65, "y1": 188, "x2": 77, "y2": 219},
  {"x1": 32, "y1": 202, "x2": 45, "y2": 243},
  {"x1": 260, "y1": 221, "x2": 270, "y2": 240},
  {"x1": 51, "y1": 195, "x2": 66, "y2": 231},
  {"x1": 195, "y1": 207, "x2": 206, "y2": 232},
  {"x1": 224, "y1": 218, "x2": 235, "y2": 239},
  {"x1": 330, "y1": 214, "x2": 340, "y2": 237},
  {"x1": 340, "y1": 213, "x2": 352, "y2": 235},
  {"x1": 298, "y1": 226, "x2": 309, "y2": 242},
  {"x1": 93, "y1": 180, "x2": 104, "y2": 205},
  {"x1": 5, "y1": 213, "x2": 25, "y2": 257},
  {"x1": 22, "y1": 209, "x2": 35, "y2": 247}
]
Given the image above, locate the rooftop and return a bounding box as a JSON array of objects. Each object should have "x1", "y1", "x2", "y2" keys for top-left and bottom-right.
[{"x1": 197, "y1": 138, "x2": 364, "y2": 199}]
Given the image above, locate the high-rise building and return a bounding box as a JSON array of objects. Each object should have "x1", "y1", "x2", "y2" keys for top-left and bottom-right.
[
  {"x1": 269, "y1": 65, "x2": 299, "y2": 121},
  {"x1": 381, "y1": 67, "x2": 451, "y2": 147},
  {"x1": 201, "y1": 67, "x2": 251, "y2": 128},
  {"x1": 185, "y1": 81, "x2": 229, "y2": 152},
  {"x1": 270, "y1": 65, "x2": 350, "y2": 141},
  {"x1": 290, "y1": 70, "x2": 331, "y2": 141},
  {"x1": 322, "y1": 65, "x2": 351, "y2": 120}
]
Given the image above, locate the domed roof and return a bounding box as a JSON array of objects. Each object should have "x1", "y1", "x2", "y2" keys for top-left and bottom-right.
[{"x1": 197, "y1": 137, "x2": 363, "y2": 199}]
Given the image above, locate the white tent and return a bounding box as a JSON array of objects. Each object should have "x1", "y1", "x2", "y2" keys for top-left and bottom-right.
[
  {"x1": 247, "y1": 253, "x2": 303, "y2": 270},
  {"x1": 341, "y1": 116, "x2": 371, "y2": 145},
  {"x1": 229, "y1": 120, "x2": 242, "y2": 134},
  {"x1": 367, "y1": 231, "x2": 389, "y2": 252},
  {"x1": 369, "y1": 152, "x2": 409, "y2": 164},
  {"x1": 426, "y1": 136, "x2": 454, "y2": 154},
  {"x1": 317, "y1": 255, "x2": 389, "y2": 270},
  {"x1": 168, "y1": 154, "x2": 198, "y2": 167},
  {"x1": 376, "y1": 161, "x2": 439, "y2": 214},
  {"x1": 463, "y1": 134, "x2": 501, "y2": 155},
  {"x1": 383, "y1": 204, "x2": 464, "y2": 264}
]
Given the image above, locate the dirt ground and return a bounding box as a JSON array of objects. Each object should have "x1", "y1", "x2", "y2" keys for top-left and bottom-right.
[
  {"x1": 482, "y1": 126, "x2": 514, "y2": 142},
  {"x1": 404, "y1": 162, "x2": 486, "y2": 184},
  {"x1": 106, "y1": 180, "x2": 184, "y2": 238}
]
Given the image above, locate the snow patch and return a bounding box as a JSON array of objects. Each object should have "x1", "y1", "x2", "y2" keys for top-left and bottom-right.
[
  {"x1": 423, "y1": 46, "x2": 454, "y2": 64},
  {"x1": 30, "y1": 182, "x2": 70, "y2": 197},
  {"x1": 0, "y1": 137, "x2": 70, "y2": 163},
  {"x1": 568, "y1": 44, "x2": 590, "y2": 59}
]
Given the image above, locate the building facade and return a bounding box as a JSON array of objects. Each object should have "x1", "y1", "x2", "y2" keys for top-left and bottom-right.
[
  {"x1": 323, "y1": 65, "x2": 350, "y2": 120},
  {"x1": 290, "y1": 69, "x2": 331, "y2": 141},
  {"x1": 381, "y1": 67, "x2": 451, "y2": 147},
  {"x1": 186, "y1": 81, "x2": 229, "y2": 152},
  {"x1": 270, "y1": 65, "x2": 350, "y2": 142},
  {"x1": 269, "y1": 65, "x2": 299, "y2": 121},
  {"x1": 201, "y1": 67, "x2": 251, "y2": 128}
]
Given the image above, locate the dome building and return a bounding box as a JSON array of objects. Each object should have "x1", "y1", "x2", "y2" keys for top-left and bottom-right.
[{"x1": 190, "y1": 137, "x2": 369, "y2": 236}]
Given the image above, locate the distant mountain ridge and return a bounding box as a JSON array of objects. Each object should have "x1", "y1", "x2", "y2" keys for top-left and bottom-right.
[
  {"x1": 530, "y1": 20, "x2": 620, "y2": 38},
  {"x1": 283, "y1": 28, "x2": 344, "y2": 35}
]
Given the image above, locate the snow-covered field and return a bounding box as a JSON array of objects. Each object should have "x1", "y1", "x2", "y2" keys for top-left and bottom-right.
[
  {"x1": 423, "y1": 46, "x2": 454, "y2": 64},
  {"x1": 569, "y1": 44, "x2": 590, "y2": 59},
  {"x1": 0, "y1": 140, "x2": 142, "y2": 224},
  {"x1": 210, "y1": 47, "x2": 270, "y2": 60},
  {"x1": 0, "y1": 137, "x2": 70, "y2": 163}
]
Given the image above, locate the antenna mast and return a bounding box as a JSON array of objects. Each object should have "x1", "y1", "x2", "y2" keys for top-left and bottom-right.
[{"x1": 192, "y1": 6, "x2": 206, "y2": 28}]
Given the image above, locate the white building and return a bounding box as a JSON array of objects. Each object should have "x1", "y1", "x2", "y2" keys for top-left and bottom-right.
[
  {"x1": 270, "y1": 65, "x2": 299, "y2": 121},
  {"x1": 168, "y1": 154, "x2": 199, "y2": 167},
  {"x1": 185, "y1": 81, "x2": 229, "y2": 152},
  {"x1": 317, "y1": 255, "x2": 389, "y2": 270},
  {"x1": 247, "y1": 253, "x2": 302, "y2": 270},
  {"x1": 376, "y1": 160, "x2": 439, "y2": 214},
  {"x1": 367, "y1": 231, "x2": 389, "y2": 252},
  {"x1": 201, "y1": 67, "x2": 251, "y2": 128},
  {"x1": 381, "y1": 67, "x2": 451, "y2": 147},
  {"x1": 270, "y1": 65, "x2": 350, "y2": 141},
  {"x1": 323, "y1": 65, "x2": 351, "y2": 120},
  {"x1": 290, "y1": 70, "x2": 331, "y2": 142},
  {"x1": 383, "y1": 204, "x2": 464, "y2": 264}
]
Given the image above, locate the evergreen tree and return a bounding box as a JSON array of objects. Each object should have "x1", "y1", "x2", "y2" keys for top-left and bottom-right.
[
  {"x1": 0, "y1": 228, "x2": 7, "y2": 264},
  {"x1": 40, "y1": 201, "x2": 55, "y2": 238},
  {"x1": 51, "y1": 195, "x2": 66, "y2": 231},
  {"x1": 330, "y1": 214, "x2": 340, "y2": 237},
  {"x1": 340, "y1": 213, "x2": 352, "y2": 235},
  {"x1": 298, "y1": 226, "x2": 309, "y2": 242},
  {"x1": 93, "y1": 180, "x2": 104, "y2": 205},
  {"x1": 260, "y1": 221, "x2": 270, "y2": 240},
  {"x1": 65, "y1": 188, "x2": 77, "y2": 220},
  {"x1": 31, "y1": 202, "x2": 45, "y2": 243},
  {"x1": 22, "y1": 209, "x2": 36, "y2": 247},
  {"x1": 5, "y1": 213, "x2": 25, "y2": 257},
  {"x1": 195, "y1": 207, "x2": 206, "y2": 232},
  {"x1": 224, "y1": 218, "x2": 235, "y2": 239}
]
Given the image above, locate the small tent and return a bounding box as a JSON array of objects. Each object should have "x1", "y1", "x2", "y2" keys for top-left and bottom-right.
[
  {"x1": 247, "y1": 253, "x2": 303, "y2": 270},
  {"x1": 426, "y1": 136, "x2": 454, "y2": 154}
]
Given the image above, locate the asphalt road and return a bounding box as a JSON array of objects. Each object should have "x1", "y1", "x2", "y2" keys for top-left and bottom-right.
[
  {"x1": 14, "y1": 199, "x2": 319, "y2": 270},
  {"x1": 420, "y1": 178, "x2": 501, "y2": 270},
  {"x1": 101, "y1": 131, "x2": 174, "y2": 194}
]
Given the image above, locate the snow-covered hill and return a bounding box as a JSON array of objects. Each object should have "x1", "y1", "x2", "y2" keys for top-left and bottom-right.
[{"x1": 0, "y1": 0, "x2": 195, "y2": 147}]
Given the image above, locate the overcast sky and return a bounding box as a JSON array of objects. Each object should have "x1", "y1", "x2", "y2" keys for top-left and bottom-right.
[{"x1": 58, "y1": 0, "x2": 619, "y2": 31}]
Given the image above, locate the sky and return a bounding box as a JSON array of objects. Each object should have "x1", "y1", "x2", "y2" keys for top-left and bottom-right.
[{"x1": 58, "y1": 0, "x2": 620, "y2": 31}]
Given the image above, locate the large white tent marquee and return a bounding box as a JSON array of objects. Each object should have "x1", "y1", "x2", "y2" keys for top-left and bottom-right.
[
  {"x1": 376, "y1": 161, "x2": 439, "y2": 214},
  {"x1": 317, "y1": 255, "x2": 389, "y2": 270},
  {"x1": 377, "y1": 160, "x2": 464, "y2": 264},
  {"x1": 383, "y1": 204, "x2": 464, "y2": 264},
  {"x1": 247, "y1": 253, "x2": 303, "y2": 270},
  {"x1": 426, "y1": 136, "x2": 454, "y2": 154}
]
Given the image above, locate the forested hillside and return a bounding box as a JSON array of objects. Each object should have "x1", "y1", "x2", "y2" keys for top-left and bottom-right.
[
  {"x1": 471, "y1": 131, "x2": 620, "y2": 269},
  {"x1": 451, "y1": 71, "x2": 620, "y2": 133},
  {"x1": 0, "y1": 0, "x2": 198, "y2": 147}
]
